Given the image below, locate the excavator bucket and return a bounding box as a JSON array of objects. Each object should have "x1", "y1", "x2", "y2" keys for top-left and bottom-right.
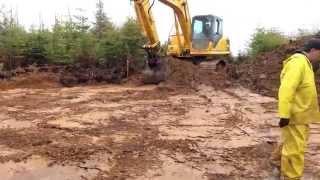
[{"x1": 142, "y1": 58, "x2": 168, "y2": 84}]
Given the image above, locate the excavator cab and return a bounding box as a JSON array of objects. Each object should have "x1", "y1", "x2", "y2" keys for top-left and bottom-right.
[{"x1": 191, "y1": 15, "x2": 223, "y2": 50}]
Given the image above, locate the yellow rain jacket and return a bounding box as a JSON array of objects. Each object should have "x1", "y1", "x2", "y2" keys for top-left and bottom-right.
[{"x1": 278, "y1": 53, "x2": 320, "y2": 124}]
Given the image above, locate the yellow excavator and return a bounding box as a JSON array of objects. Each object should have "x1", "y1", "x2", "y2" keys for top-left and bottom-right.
[{"x1": 132, "y1": 0, "x2": 231, "y2": 83}]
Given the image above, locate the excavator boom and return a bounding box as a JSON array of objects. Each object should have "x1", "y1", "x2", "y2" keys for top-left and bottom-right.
[
  {"x1": 159, "y1": 0, "x2": 192, "y2": 52},
  {"x1": 133, "y1": 0, "x2": 160, "y2": 50}
]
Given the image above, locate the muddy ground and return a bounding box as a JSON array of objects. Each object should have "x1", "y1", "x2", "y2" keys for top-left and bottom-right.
[{"x1": 1, "y1": 78, "x2": 320, "y2": 180}]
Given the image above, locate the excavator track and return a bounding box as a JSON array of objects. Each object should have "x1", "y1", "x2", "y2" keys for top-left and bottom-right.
[{"x1": 199, "y1": 60, "x2": 227, "y2": 72}]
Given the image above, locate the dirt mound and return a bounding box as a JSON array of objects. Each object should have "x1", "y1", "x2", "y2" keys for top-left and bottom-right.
[
  {"x1": 165, "y1": 58, "x2": 234, "y2": 89},
  {"x1": 0, "y1": 65, "x2": 65, "y2": 90},
  {"x1": 59, "y1": 64, "x2": 125, "y2": 87},
  {"x1": 234, "y1": 36, "x2": 316, "y2": 97},
  {"x1": 0, "y1": 63, "x2": 129, "y2": 89},
  {"x1": 159, "y1": 35, "x2": 319, "y2": 97},
  {"x1": 0, "y1": 72, "x2": 61, "y2": 90}
]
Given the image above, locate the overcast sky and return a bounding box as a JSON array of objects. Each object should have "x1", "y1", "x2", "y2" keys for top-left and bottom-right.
[{"x1": 0, "y1": 0, "x2": 320, "y2": 54}]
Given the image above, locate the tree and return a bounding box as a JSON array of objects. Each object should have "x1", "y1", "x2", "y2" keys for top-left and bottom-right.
[
  {"x1": 47, "y1": 16, "x2": 69, "y2": 63},
  {"x1": 96, "y1": 28, "x2": 123, "y2": 67},
  {"x1": 93, "y1": 0, "x2": 113, "y2": 39},
  {"x1": 24, "y1": 25, "x2": 51, "y2": 65},
  {"x1": 120, "y1": 18, "x2": 146, "y2": 68},
  {"x1": 0, "y1": 8, "x2": 27, "y2": 57},
  {"x1": 0, "y1": 4, "x2": 147, "y2": 73},
  {"x1": 72, "y1": 9, "x2": 96, "y2": 63},
  {"x1": 249, "y1": 28, "x2": 288, "y2": 57},
  {"x1": 74, "y1": 8, "x2": 90, "y2": 33},
  {"x1": 96, "y1": 18, "x2": 146, "y2": 65}
]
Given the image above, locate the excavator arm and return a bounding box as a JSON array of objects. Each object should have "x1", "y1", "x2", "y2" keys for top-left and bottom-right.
[
  {"x1": 132, "y1": 0, "x2": 192, "y2": 67},
  {"x1": 132, "y1": 0, "x2": 161, "y2": 69},
  {"x1": 133, "y1": 0, "x2": 160, "y2": 49}
]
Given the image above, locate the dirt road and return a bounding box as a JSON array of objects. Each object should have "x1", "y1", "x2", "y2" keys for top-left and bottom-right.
[{"x1": 1, "y1": 83, "x2": 320, "y2": 180}]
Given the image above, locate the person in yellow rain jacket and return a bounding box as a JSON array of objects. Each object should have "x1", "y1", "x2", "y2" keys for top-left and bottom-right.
[{"x1": 278, "y1": 38, "x2": 320, "y2": 179}]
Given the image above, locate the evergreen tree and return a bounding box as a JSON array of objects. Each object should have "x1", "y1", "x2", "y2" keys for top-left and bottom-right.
[{"x1": 93, "y1": 0, "x2": 112, "y2": 38}]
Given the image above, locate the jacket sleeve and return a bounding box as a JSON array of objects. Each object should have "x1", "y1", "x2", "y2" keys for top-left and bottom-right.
[{"x1": 278, "y1": 58, "x2": 305, "y2": 118}]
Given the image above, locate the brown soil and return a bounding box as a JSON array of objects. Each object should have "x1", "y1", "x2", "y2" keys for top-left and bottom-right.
[
  {"x1": 234, "y1": 36, "x2": 320, "y2": 97},
  {"x1": 0, "y1": 72, "x2": 61, "y2": 90},
  {"x1": 1, "y1": 83, "x2": 320, "y2": 180},
  {"x1": 166, "y1": 58, "x2": 233, "y2": 89},
  {"x1": 1, "y1": 35, "x2": 320, "y2": 180},
  {"x1": 0, "y1": 63, "x2": 126, "y2": 89}
]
